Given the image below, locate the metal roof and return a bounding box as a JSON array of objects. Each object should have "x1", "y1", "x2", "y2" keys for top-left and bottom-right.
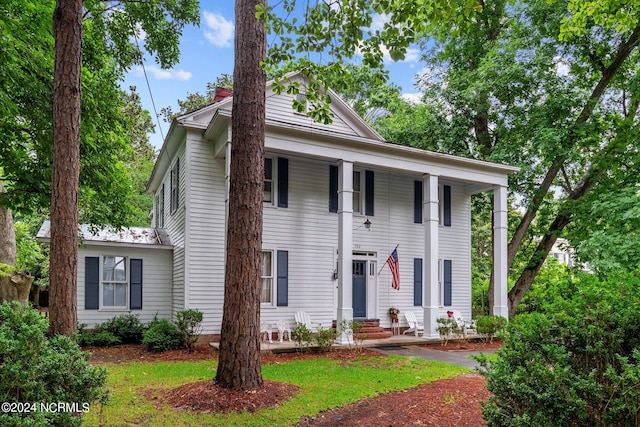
[{"x1": 37, "y1": 221, "x2": 172, "y2": 247}]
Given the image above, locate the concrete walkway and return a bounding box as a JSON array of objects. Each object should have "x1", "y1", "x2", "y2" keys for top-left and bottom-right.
[
  {"x1": 369, "y1": 344, "x2": 496, "y2": 369},
  {"x1": 212, "y1": 334, "x2": 497, "y2": 369}
]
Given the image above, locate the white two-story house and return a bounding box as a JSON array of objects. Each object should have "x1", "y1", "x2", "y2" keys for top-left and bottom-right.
[{"x1": 40, "y1": 73, "x2": 517, "y2": 340}]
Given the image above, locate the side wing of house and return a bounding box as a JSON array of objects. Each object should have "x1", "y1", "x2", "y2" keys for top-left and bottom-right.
[{"x1": 77, "y1": 245, "x2": 173, "y2": 328}]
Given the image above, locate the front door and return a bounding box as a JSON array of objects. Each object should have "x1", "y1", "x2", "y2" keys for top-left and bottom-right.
[{"x1": 352, "y1": 260, "x2": 367, "y2": 318}]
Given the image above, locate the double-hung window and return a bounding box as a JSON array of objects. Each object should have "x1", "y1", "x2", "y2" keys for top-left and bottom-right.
[
  {"x1": 353, "y1": 171, "x2": 362, "y2": 214},
  {"x1": 264, "y1": 158, "x2": 274, "y2": 204},
  {"x1": 261, "y1": 251, "x2": 273, "y2": 304},
  {"x1": 264, "y1": 157, "x2": 289, "y2": 207},
  {"x1": 102, "y1": 256, "x2": 127, "y2": 308},
  {"x1": 170, "y1": 159, "x2": 180, "y2": 214},
  {"x1": 85, "y1": 256, "x2": 143, "y2": 310}
]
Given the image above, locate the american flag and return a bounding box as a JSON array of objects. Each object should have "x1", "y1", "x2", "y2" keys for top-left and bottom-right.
[{"x1": 387, "y1": 248, "x2": 400, "y2": 290}]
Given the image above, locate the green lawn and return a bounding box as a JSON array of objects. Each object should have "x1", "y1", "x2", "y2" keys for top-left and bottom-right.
[{"x1": 84, "y1": 355, "x2": 467, "y2": 426}]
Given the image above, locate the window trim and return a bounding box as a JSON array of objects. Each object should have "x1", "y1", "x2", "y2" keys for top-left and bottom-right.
[
  {"x1": 170, "y1": 159, "x2": 180, "y2": 214},
  {"x1": 100, "y1": 255, "x2": 129, "y2": 310},
  {"x1": 264, "y1": 157, "x2": 276, "y2": 206},
  {"x1": 353, "y1": 170, "x2": 362, "y2": 214},
  {"x1": 261, "y1": 250, "x2": 275, "y2": 306}
]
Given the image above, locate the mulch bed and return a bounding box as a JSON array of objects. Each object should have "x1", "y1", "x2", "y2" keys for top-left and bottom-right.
[{"x1": 85, "y1": 340, "x2": 500, "y2": 425}]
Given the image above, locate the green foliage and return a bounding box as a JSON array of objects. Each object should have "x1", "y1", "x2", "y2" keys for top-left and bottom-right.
[
  {"x1": 261, "y1": 0, "x2": 480, "y2": 124},
  {"x1": 477, "y1": 271, "x2": 640, "y2": 426},
  {"x1": 142, "y1": 318, "x2": 181, "y2": 353},
  {"x1": 160, "y1": 74, "x2": 234, "y2": 122},
  {"x1": 96, "y1": 314, "x2": 146, "y2": 344},
  {"x1": 79, "y1": 329, "x2": 122, "y2": 347},
  {"x1": 436, "y1": 318, "x2": 464, "y2": 345},
  {"x1": 1, "y1": 0, "x2": 198, "y2": 227},
  {"x1": 312, "y1": 325, "x2": 336, "y2": 353},
  {"x1": 0, "y1": 302, "x2": 107, "y2": 426},
  {"x1": 291, "y1": 322, "x2": 312, "y2": 351},
  {"x1": 174, "y1": 309, "x2": 203, "y2": 349},
  {"x1": 474, "y1": 315, "x2": 507, "y2": 342}
]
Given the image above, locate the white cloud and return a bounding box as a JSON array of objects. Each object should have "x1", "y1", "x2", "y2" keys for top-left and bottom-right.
[
  {"x1": 401, "y1": 92, "x2": 423, "y2": 104},
  {"x1": 203, "y1": 11, "x2": 234, "y2": 48},
  {"x1": 380, "y1": 46, "x2": 420, "y2": 63},
  {"x1": 137, "y1": 65, "x2": 192, "y2": 81},
  {"x1": 370, "y1": 13, "x2": 390, "y2": 32}
]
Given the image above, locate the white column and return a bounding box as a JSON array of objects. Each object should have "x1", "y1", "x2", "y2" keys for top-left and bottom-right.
[
  {"x1": 423, "y1": 174, "x2": 440, "y2": 338},
  {"x1": 493, "y1": 185, "x2": 509, "y2": 318},
  {"x1": 336, "y1": 160, "x2": 354, "y2": 344}
]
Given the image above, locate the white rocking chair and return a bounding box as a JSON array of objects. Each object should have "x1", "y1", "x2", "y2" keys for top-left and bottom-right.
[
  {"x1": 294, "y1": 310, "x2": 321, "y2": 332},
  {"x1": 403, "y1": 311, "x2": 424, "y2": 337}
]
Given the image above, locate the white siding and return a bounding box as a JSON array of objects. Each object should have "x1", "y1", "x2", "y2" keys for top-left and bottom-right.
[
  {"x1": 153, "y1": 139, "x2": 475, "y2": 335},
  {"x1": 77, "y1": 246, "x2": 173, "y2": 328},
  {"x1": 154, "y1": 143, "x2": 187, "y2": 316},
  {"x1": 266, "y1": 92, "x2": 361, "y2": 137},
  {"x1": 184, "y1": 134, "x2": 227, "y2": 332}
]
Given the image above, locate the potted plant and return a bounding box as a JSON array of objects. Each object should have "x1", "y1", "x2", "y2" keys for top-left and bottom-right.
[{"x1": 388, "y1": 307, "x2": 400, "y2": 321}]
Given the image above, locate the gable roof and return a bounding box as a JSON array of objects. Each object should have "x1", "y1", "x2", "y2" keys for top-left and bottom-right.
[{"x1": 147, "y1": 71, "x2": 385, "y2": 192}]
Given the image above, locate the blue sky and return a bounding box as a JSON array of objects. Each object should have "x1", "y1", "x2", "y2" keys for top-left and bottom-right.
[{"x1": 123, "y1": 3, "x2": 425, "y2": 149}]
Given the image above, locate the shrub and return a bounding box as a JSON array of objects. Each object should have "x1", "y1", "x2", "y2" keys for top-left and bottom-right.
[
  {"x1": 96, "y1": 314, "x2": 146, "y2": 344},
  {"x1": 80, "y1": 330, "x2": 121, "y2": 347},
  {"x1": 477, "y1": 271, "x2": 640, "y2": 426},
  {"x1": 174, "y1": 309, "x2": 203, "y2": 349},
  {"x1": 436, "y1": 317, "x2": 462, "y2": 345},
  {"x1": 142, "y1": 318, "x2": 181, "y2": 352},
  {"x1": 474, "y1": 315, "x2": 507, "y2": 342},
  {"x1": 0, "y1": 302, "x2": 108, "y2": 426},
  {"x1": 313, "y1": 325, "x2": 336, "y2": 352},
  {"x1": 291, "y1": 322, "x2": 312, "y2": 351},
  {"x1": 338, "y1": 320, "x2": 366, "y2": 351}
]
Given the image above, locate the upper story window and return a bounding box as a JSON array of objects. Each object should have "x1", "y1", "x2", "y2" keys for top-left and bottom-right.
[
  {"x1": 329, "y1": 167, "x2": 373, "y2": 215},
  {"x1": 353, "y1": 171, "x2": 362, "y2": 214},
  {"x1": 440, "y1": 185, "x2": 451, "y2": 227},
  {"x1": 170, "y1": 159, "x2": 180, "y2": 214},
  {"x1": 264, "y1": 158, "x2": 273, "y2": 204},
  {"x1": 156, "y1": 184, "x2": 165, "y2": 228},
  {"x1": 264, "y1": 157, "x2": 288, "y2": 208}
]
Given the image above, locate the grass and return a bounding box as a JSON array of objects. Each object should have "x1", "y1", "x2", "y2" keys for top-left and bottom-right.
[{"x1": 84, "y1": 355, "x2": 467, "y2": 426}]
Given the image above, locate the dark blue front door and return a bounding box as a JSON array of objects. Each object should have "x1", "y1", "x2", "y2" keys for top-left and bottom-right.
[{"x1": 352, "y1": 260, "x2": 366, "y2": 318}]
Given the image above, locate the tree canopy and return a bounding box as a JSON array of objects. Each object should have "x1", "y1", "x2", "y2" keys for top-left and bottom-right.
[{"x1": 0, "y1": 0, "x2": 198, "y2": 227}]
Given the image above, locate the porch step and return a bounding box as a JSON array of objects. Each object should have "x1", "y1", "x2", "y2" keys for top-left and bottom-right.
[
  {"x1": 355, "y1": 330, "x2": 393, "y2": 340},
  {"x1": 331, "y1": 319, "x2": 393, "y2": 340}
]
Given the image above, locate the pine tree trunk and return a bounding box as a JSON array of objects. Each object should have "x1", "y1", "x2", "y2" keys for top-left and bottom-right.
[
  {"x1": 215, "y1": 0, "x2": 266, "y2": 390},
  {"x1": 0, "y1": 181, "x2": 17, "y2": 304},
  {"x1": 49, "y1": 0, "x2": 82, "y2": 336}
]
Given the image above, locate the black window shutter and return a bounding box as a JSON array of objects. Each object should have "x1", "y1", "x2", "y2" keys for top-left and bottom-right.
[
  {"x1": 443, "y1": 259, "x2": 452, "y2": 306},
  {"x1": 170, "y1": 165, "x2": 174, "y2": 214},
  {"x1": 276, "y1": 250, "x2": 288, "y2": 306},
  {"x1": 365, "y1": 170, "x2": 374, "y2": 216},
  {"x1": 130, "y1": 259, "x2": 143, "y2": 310},
  {"x1": 277, "y1": 157, "x2": 288, "y2": 208},
  {"x1": 414, "y1": 180, "x2": 423, "y2": 224},
  {"x1": 329, "y1": 165, "x2": 338, "y2": 212},
  {"x1": 175, "y1": 158, "x2": 180, "y2": 210},
  {"x1": 413, "y1": 258, "x2": 422, "y2": 306},
  {"x1": 443, "y1": 185, "x2": 451, "y2": 226},
  {"x1": 85, "y1": 257, "x2": 100, "y2": 310}
]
